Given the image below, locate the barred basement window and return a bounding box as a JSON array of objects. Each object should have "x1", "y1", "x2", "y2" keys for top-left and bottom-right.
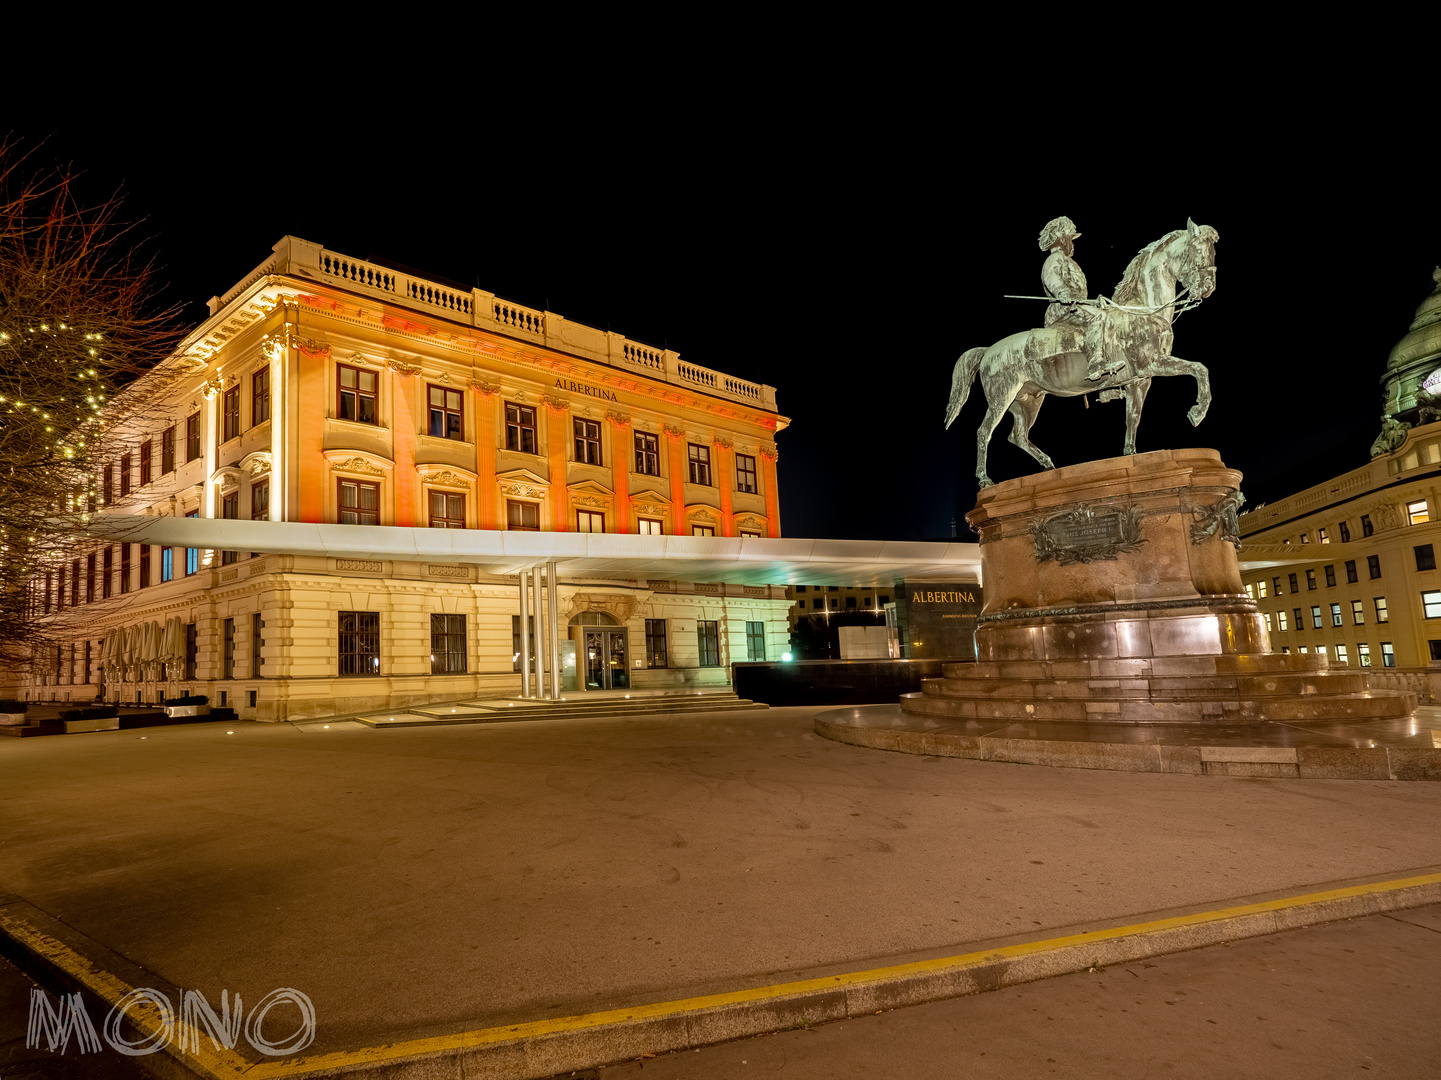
[
  {"x1": 697, "y1": 620, "x2": 720, "y2": 666},
  {"x1": 431, "y1": 614, "x2": 466, "y2": 674},
  {"x1": 746, "y1": 621, "x2": 766, "y2": 661},
  {"x1": 645, "y1": 619, "x2": 668, "y2": 668},
  {"x1": 339, "y1": 611, "x2": 380, "y2": 676}
]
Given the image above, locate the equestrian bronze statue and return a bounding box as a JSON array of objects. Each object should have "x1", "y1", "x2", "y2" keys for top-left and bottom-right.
[{"x1": 945, "y1": 218, "x2": 1219, "y2": 487}]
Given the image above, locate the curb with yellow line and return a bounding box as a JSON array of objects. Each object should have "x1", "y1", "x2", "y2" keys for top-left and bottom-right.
[{"x1": 5, "y1": 870, "x2": 1441, "y2": 1079}]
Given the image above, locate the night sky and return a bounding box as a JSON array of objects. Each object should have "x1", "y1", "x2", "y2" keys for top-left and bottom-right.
[{"x1": 13, "y1": 94, "x2": 1437, "y2": 542}]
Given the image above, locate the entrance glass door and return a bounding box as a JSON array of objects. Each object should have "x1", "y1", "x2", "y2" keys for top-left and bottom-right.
[{"x1": 583, "y1": 630, "x2": 630, "y2": 690}]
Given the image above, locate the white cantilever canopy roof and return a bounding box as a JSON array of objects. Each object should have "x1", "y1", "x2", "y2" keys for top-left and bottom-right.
[{"x1": 85, "y1": 515, "x2": 984, "y2": 588}]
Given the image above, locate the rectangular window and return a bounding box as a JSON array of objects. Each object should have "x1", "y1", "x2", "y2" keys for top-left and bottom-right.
[
  {"x1": 339, "y1": 611, "x2": 380, "y2": 676},
  {"x1": 1431, "y1": 641, "x2": 1441, "y2": 662},
  {"x1": 1408, "y1": 500, "x2": 1429, "y2": 525},
  {"x1": 337, "y1": 364, "x2": 378, "y2": 424},
  {"x1": 70, "y1": 559, "x2": 80, "y2": 606},
  {"x1": 1381, "y1": 642, "x2": 1395, "y2": 668},
  {"x1": 222, "y1": 618, "x2": 235, "y2": 679},
  {"x1": 140, "y1": 546, "x2": 151, "y2": 588},
  {"x1": 1325, "y1": 565, "x2": 1336, "y2": 587},
  {"x1": 1277, "y1": 610, "x2": 1288, "y2": 631},
  {"x1": 1358, "y1": 642, "x2": 1372, "y2": 667},
  {"x1": 505, "y1": 402, "x2": 537, "y2": 453},
  {"x1": 1423, "y1": 590, "x2": 1441, "y2": 619},
  {"x1": 692, "y1": 525, "x2": 716, "y2": 536},
  {"x1": 506, "y1": 500, "x2": 539, "y2": 531},
  {"x1": 184, "y1": 622, "x2": 197, "y2": 681},
  {"x1": 102, "y1": 547, "x2": 113, "y2": 598},
  {"x1": 102, "y1": 465, "x2": 113, "y2": 506},
  {"x1": 645, "y1": 619, "x2": 668, "y2": 668},
  {"x1": 253, "y1": 368, "x2": 270, "y2": 425},
  {"x1": 1292, "y1": 607, "x2": 1303, "y2": 629},
  {"x1": 84, "y1": 640, "x2": 92, "y2": 683},
  {"x1": 120, "y1": 544, "x2": 131, "y2": 594},
  {"x1": 1361, "y1": 514, "x2": 1373, "y2": 537},
  {"x1": 251, "y1": 479, "x2": 269, "y2": 521},
  {"x1": 1306, "y1": 569, "x2": 1316, "y2": 590},
  {"x1": 1335, "y1": 643, "x2": 1348, "y2": 666},
  {"x1": 1256, "y1": 580, "x2": 1267, "y2": 598},
  {"x1": 185, "y1": 509, "x2": 199, "y2": 575},
  {"x1": 338, "y1": 479, "x2": 380, "y2": 526},
  {"x1": 221, "y1": 492, "x2": 239, "y2": 565},
  {"x1": 1339, "y1": 521, "x2": 1351, "y2": 542},
  {"x1": 1263, "y1": 612, "x2": 1272, "y2": 632},
  {"x1": 162, "y1": 427, "x2": 175, "y2": 474},
  {"x1": 1273, "y1": 576, "x2": 1283, "y2": 595},
  {"x1": 739, "y1": 530, "x2": 762, "y2": 537},
  {"x1": 1374, "y1": 597, "x2": 1389, "y2": 623},
  {"x1": 222, "y1": 387, "x2": 240, "y2": 442},
  {"x1": 139, "y1": 441, "x2": 152, "y2": 486},
  {"x1": 1299, "y1": 533, "x2": 1310, "y2": 545},
  {"x1": 186, "y1": 413, "x2": 201, "y2": 461},
  {"x1": 119, "y1": 454, "x2": 131, "y2": 496},
  {"x1": 1352, "y1": 600, "x2": 1365, "y2": 625},
  {"x1": 162, "y1": 547, "x2": 173, "y2": 582},
  {"x1": 634, "y1": 431, "x2": 659, "y2": 476},
  {"x1": 697, "y1": 620, "x2": 720, "y2": 667},
  {"x1": 1345, "y1": 560, "x2": 1358, "y2": 583},
  {"x1": 1288, "y1": 572, "x2": 1298, "y2": 593},
  {"x1": 511, "y1": 614, "x2": 536, "y2": 673},
  {"x1": 428, "y1": 384, "x2": 463, "y2": 440},
  {"x1": 637, "y1": 518, "x2": 663, "y2": 535},
  {"x1": 86, "y1": 554, "x2": 95, "y2": 603},
  {"x1": 573, "y1": 418, "x2": 602, "y2": 464},
  {"x1": 1368, "y1": 555, "x2": 1382, "y2": 579},
  {"x1": 430, "y1": 613, "x2": 466, "y2": 674},
  {"x1": 576, "y1": 509, "x2": 604, "y2": 533},
  {"x1": 1311, "y1": 605, "x2": 1323, "y2": 629},
  {"x1": 847, "y1": 596, "x2": 858, "y2": 609},
  {"x1": 1330, "y1": 602, "x2": 1343, "y2": 626},
  {"x1": 1416, "y1": 545, "x2": 1436, "y2": 571},
  {"x1": 746, "y1": 621, "x2": 766, "y2": 660},
  {"x1": 1318, "y1": 527, "x2": 1329, "y2": 544},
  {"x1": 1245, "y1": 583, "x2": 1254, "y2": 598},
  {"x1": 428, "y1": 490, "x2": 465, "y2": 528},
  {"x1": 252, "y1": 612, "x2": 264, "y2": 677},
  {"x1": 687, "y1": 444, "x2": 711, "y2": 485},
  {"x1": 736, "y1": 454, "x2": 758, "y2": 494}
]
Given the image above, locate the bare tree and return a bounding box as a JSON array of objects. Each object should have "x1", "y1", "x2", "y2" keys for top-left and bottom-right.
[{"x1": 0, "y1": 135, "x2": 187, "y2": 671}]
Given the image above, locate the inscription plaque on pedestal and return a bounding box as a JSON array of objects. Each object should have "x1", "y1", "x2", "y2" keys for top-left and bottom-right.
[{"x1": 1031, "y1": 502, "x2": 1146, "y2": 565}]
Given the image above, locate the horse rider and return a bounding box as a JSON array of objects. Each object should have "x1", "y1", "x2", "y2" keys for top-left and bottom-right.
[{"x1": 1039, "y1": 217, "x2": 1125, "y2": 382}]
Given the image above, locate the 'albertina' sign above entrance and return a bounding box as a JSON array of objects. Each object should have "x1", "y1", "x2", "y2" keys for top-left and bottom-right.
[{"x1": 554, "y1": 378, "x2": 618, "y2": 401}]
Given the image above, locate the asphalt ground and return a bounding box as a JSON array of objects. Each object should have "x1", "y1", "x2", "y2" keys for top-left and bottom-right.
[
  {"x1": 595, "y1": 903, "x2": 1441, "y2": 1079},
  {"x1": 2, "y1": 705, "x2": 1441, "y2": 1073}
]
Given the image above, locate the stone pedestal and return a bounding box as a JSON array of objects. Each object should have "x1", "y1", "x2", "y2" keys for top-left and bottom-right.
[{"x1": 900, "y1": 449, "x2": 1414, "y2": 726}]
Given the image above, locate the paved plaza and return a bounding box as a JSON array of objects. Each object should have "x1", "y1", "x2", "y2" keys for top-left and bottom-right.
[{"x1": 3, "y1": 704, "x2": 1440, "y2": 1076}]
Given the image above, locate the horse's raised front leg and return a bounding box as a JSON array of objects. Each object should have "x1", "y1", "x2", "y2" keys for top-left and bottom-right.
[
  {"x1": 1123, "y1": 377, "x2": 1153, "y2": 455},
  {"x1": 1142, "y1": 355, "x2": 1212, "y2": 426},
  {"x1": 975, "y1": 397, "x2": 1010, "y2": 488},
  {"x1": 1006, "y1": 392, "x2": 1054, "y2": 470}
]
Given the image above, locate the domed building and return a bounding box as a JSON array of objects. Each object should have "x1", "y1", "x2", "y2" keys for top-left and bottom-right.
[
  {"x1": 1382, "y1": 267, "x2": 1441, "y2": 429},
  {"x1": 1236, "y1": 267, "x2": 1441, "y2": 686}
]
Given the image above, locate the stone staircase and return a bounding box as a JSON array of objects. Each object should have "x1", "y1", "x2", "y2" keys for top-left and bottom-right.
[
  {"x1": 348, "y1": 690, "x2": 766, "y2": 728},
  {"x1": 901, "y1": 652, "x2": 1417, "y2": 726}
]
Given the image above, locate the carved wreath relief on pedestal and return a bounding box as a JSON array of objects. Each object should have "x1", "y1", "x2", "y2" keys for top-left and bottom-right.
[{"x1": 1031, "y1": 502, "x2": 1147, "y2": 565}]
